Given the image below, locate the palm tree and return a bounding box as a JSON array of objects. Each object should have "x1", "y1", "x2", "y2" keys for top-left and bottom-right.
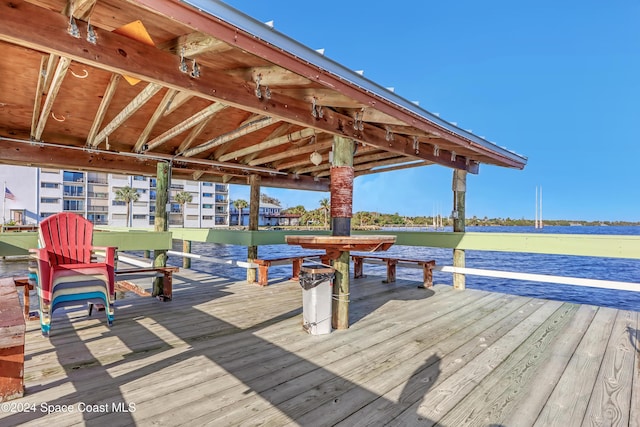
[
  {"x1": 174, "y1": 191, "x2": 193, "y2": 226},
  {"x1": 233, "y1": 199, "x2": 248, "y2": 226},
  {"x1": 115, "y1": 186, "x2": 139, "y2": 227},
  {"x1": 319, "y1": 198, "x2": 330, "y2": 228}
]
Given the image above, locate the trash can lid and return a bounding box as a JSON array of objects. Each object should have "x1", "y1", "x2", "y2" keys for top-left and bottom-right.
[{"x1": 300, "y1": 264, "x2": 334, "y2": 274}]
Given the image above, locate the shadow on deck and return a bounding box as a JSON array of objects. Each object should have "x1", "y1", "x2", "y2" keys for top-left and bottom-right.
[{"x1": 1, "y1": 268, "x2": 638, "y2": 426}]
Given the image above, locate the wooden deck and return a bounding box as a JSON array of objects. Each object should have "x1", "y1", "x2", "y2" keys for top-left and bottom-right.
[{"x1": 1, "y1": 269, "x2": 638, "y2": 426}]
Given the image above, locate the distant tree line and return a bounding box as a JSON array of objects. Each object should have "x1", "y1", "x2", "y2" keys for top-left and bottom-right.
[{"x1": 234, "y1": 194, "x2": 638, "y2": 228}]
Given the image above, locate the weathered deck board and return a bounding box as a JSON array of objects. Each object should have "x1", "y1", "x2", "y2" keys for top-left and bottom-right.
[
  {"x1": 533, "y1": 307, "x2": 618, "y2": 427},
  {"x1": 0, "y1": 268, "x2": 638, "y2": 427},
  {"x1": 582, "y1": 309, "x2": 638, "y2": 426}
]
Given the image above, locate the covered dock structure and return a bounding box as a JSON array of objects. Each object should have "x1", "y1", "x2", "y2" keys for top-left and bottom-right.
[
  {"x1": 3, "y1": 1, "x2": 635, "y2": 425},
  {"x1": 0, "y1": 0, "x2": 527, "y2": 328}
]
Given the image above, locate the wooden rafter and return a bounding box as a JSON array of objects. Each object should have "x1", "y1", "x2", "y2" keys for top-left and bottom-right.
[
  {"x1": 353, "y1": 150, "x2": 404, "y2": 166},
  {"x1": 164, "y1": 92, "x2": 192, "y2": 116},
  {"x1": 33, "y1": 56, "x2": 71, "y2": 141},
  {"x1": 0, "y1": 2, "x2": 487, "y2": 172},
  {"x1": 182, "y1": 116, "x2": 279, "y2": 158},
  {"x1": 86, "y1": 73, "x2": 121, "y2": 146},
  {"x1": 355, "y1": 160, "x2": 433, "y2": 177},
  {"x1": 30, "y1": 55, "x2": 48, "y2": 138},
  {"x1": 177, "y1": 116, "x2": 213, "y2": 154},
  {"x1": 275, "y1": 144, "x2": 380, "y2": 171},
  {"x1": 133, "y1": 88, "x2": 178, "y2": 152},
  {"x1": 217, "y1": 128, "x2": 316, "y2": 162},
  {"x1": 351, "y1": 156, "x2": 424, "y2": 174},
  {"x1": 146, "y1": 102, "x2": 227, "y2": 153},
  {"x1": 64, "y1": 0, "x2": 97, "y2": 20},
  {"x1": 299, "y1": 151, "x2": 400, "y2": 177},
  {"x1": 91, "y1": 82, "x2": 162, "y2": 148},
  {"x1": 42, "y1": 53, "x2": 60, "y2": 94},
  {"x1": 276, "y1": 152, "x2": 330, "y2": 172},
  {"x1": 241, "y1": 123, "x2": 294, "y2": 163},
  {"x1": 248, "y1": 137, "x2": 333, "y2": 167}
]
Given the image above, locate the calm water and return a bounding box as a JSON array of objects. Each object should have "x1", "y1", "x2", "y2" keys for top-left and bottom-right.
[{"x1": 2, "y1": 226, "x2": 639, "y2": 311}]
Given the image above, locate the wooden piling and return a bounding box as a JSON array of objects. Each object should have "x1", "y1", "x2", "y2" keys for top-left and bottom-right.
[
  {"x1": 247, "y1": 174, "x2": 260, "y2": 283},
  {"x1": 153, "y1": 161, "x2": 169, "y2": 297},
  {"x1": 182, "y1": 239, "x2": 191, "y2": 269},
  {"x1": 452, "y1": 169, "x2": 466, "y2": 290},
  {"x1": 331, "y1": 136, "x2": 354, "y2": 329}
]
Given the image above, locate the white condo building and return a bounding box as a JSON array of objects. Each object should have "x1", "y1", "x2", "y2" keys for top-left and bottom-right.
[{"x1": 1, "y1": 165, "x2": 229, "y2": 227}]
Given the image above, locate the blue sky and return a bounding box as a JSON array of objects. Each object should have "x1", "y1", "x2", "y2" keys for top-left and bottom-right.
[{"x1": 223, "y1": 0, "x2": 639, "y2": 222}]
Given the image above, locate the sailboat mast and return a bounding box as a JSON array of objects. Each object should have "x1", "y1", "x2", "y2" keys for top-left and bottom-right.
[
  {"x1": 540, "y1": 186, "x2": 543, "y2": 228},
  {"x1": 535, "y1": 186, "x2": 538, "y2": 228}
]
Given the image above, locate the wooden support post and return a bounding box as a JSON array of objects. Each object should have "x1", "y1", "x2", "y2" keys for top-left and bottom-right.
[
  {"x1": 331, "y1": 136, "x2": 354, "y2": 330},
  {"x1": 153, "y1": 162, "x2": 169, "y2": 298},
  {"x1": 452, "y1": 169, "x2": 467, "y2": 290},
  {"x1": 332, "y1": 250, "x2": 350, "y2": 330},
  {"x1": 247, "y1": 174, "x2": 260, "y2": 283},
  {"x1": 182, "y1": 239, "x2": 191, "y2": 269},
  {"x1": 143, "y1": 250, "x2": 150, "y2": 259}
]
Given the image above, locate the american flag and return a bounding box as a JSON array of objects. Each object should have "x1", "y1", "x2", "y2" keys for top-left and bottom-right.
[{"x1": 4, "y1": 186, "x2": 15, "y2": 200}]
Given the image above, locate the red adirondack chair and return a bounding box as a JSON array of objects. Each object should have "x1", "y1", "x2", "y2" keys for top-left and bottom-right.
[{"x1": 30, "y1": 212, "x2": 117, "y2": 336}]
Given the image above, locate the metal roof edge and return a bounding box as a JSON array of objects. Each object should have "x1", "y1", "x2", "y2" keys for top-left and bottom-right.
[{"x1": 181, "y1": 0, "x2": 527, "y2": 166}]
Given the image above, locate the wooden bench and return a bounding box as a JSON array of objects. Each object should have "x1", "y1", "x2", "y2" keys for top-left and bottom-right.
[
  {"x1": 254, "y1": 255, "x2": 326, "y2": 286},
  {"x1": 0, "y1": 278, "x2": 26, "y2": 401},
  {"x1": 351, "y1": 255, "x2": 436, "y2": 288},
  {"x1": 115, "y1": 267, "x2": 180, "y2": 300}
]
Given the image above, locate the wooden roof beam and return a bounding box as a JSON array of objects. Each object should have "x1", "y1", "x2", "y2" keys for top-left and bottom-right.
[
  {"x1": 32, "y1": 56, "x2": 71, "y2": 141},
  {"x1": 136, "y1": 0, "x2": 523, "y2": 169},
  {"x1": 91, "y1": 82, "x2": 162, "y2": 148}
]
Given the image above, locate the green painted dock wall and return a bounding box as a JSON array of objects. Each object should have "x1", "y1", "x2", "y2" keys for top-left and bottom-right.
[
  {"x1": 1, "y1": 228, "x2": 639, "y2": 260},
  {"x1": 0, "y1": 231, "x2": 173, "y2": 257}
]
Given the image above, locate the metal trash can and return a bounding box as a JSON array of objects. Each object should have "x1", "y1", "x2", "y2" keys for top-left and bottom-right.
[{"x1": 299, "y1": 264, "x2": 335, "y2": 335}]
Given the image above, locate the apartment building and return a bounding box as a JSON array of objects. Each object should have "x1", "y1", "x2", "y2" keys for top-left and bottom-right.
[{"x1": 0, "y1": 165, "x2": 229, "y2": 227}]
